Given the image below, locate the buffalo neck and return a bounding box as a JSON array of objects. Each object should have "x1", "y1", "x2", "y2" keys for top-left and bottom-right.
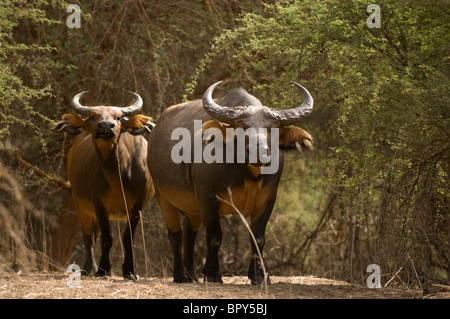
[{"x1": 94, "y1": 138, "x2": 122, "y2": 181}]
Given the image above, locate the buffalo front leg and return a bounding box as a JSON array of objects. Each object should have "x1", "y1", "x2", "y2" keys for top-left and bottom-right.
[
  {"x1": 201, "y1": 201, "x2": 222, "y2": 283},
  {"x1": 248, "y1": 194, "x2": 277, "y2": 285},
  {"x1": 95, "y1": 204, "x2": 113, "y2": 277}
]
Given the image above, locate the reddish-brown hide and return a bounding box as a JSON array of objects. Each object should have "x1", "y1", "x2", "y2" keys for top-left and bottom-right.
[{"x1": 55, "y1": 92, "x2": 154, "y2": 279}]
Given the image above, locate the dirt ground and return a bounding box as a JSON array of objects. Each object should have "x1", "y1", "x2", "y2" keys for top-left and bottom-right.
[{"x1": 0, "y1": 271, "x2": 448, "y2": 299}]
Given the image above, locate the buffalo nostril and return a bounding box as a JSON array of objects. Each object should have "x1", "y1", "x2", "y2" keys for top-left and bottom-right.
[{"x1": 97, "y1": 121, "x2": 115, "y2": 129}]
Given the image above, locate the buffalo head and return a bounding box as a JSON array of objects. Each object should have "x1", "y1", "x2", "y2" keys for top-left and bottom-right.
[
  {"x1": 201, "y1": 81, "x2": 314, "y2": 169},
  {"x1": 56, "y1": 91, "x2": 155, "y2": 158}
]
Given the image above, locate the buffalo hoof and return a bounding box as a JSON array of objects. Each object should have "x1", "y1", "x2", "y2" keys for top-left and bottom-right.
[
  {"x1": 173, "y1": 270, "x2": 198, "y2": 283},
  {"x1": 174, "y1": 274, "x2": 192, "y2": 283},
  {"x1": 204, "y1": 274, "x2": 223, "y2": 284},
  {"x1": 186, "y1": 270, "x2": 199, "y2": 283},
  {"x1": 248, "y1": 259, "x2": 270, "y2": 285},
  {"x1": 81, "y1": 269, "x2": 95, "y2": 277},
  {"x1": 81, "y1": 264, "x2": 98, "y2": 276},
  {"x1": 94, "y1": 268, "x2": 111, "y2": 277},
  {"x1": 250, "y1": 275, "x2": 271, "y2": 286},
  {"x1": 123, "y1": 272, "x2": 139, "y2": 281}
]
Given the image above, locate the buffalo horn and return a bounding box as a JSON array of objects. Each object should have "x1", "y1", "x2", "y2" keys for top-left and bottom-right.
[
  {"x1": 266, "y1": 82, "x2": 314, "y2": 126},
  {"x1": 70, "y1": 91, "x2": 95, "y2": 116},
  {"x1": 202, "y1": 81, "x2": 246, "y2": 124},
  {"x1": 202, "y1": 81, "x2": 313, "y2": 126},
  {"x1": 70, "y1": 91, "x2": 143, "y2": 117}
]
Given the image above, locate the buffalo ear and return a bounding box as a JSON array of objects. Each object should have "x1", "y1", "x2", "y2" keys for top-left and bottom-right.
[
  {"x1": 201, "y1": 120, "x2": 227, "y2": 144},
  {"x1": 279, "y1": 126, "x2": 314, "y2": 152},
  {"x1": 125, "y1": 114, "x2": 155, "y2": 135},
  {"x1": 54, "y1": 113, "x2": 85, "y2": 135},
  {"x1": 201, "y1": 120, "x2": 226, "y2": 133}
]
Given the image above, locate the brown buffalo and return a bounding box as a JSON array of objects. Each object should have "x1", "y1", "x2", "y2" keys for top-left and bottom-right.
[{"x1": 56, "y1": 91, "x2": 154, "y2": 280}]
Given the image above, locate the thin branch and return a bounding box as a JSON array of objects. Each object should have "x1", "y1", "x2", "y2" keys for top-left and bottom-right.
[
  {"x1": 384, "y1": 266, "x2": 403, "y2": 288},
  {"x1": 10, "y1": 149, "x2": 71, "y2": 190}
]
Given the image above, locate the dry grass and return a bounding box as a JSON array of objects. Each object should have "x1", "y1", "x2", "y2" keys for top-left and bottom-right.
[{"x1": 0, "y1": 271, "x2": 436, "y2": 299}]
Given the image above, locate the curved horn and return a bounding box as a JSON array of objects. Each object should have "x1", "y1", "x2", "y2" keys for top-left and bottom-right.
[
  {"x1": 267, "y1": 82, "x2": 314, "y2": 126},
  {"x1": 120, "y1": 91, "x2": 143, "y2": 116},
  {"x1": 71, "y1": 91, "x2": 94, "y2": 116},
  {"x1": 71, "y1": 91, "x2": 143, "y2": 116},
  {"x1": 202, "y1": 81, "x2": 246, "y2": 124}
]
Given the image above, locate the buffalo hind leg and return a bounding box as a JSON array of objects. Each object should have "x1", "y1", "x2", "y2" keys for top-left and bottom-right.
[
  {"x1": 159, "y1": 197, "x2": 189, "y2": 283},
  {"x1": 79, "y1": 209, "x2": 99, "y2": 276},
  {"x1": 182, "y1": 214, "x2": 202, "y2": 282},
  {"x1": 168, "y1": 229, "x2": 186, "y2": 282},
  {"x1": 201, "y1": 199, "x2": 222, "y2": 283},
  {"x1": 81, "y1": 231, "x2": 98, "y2": 276}
]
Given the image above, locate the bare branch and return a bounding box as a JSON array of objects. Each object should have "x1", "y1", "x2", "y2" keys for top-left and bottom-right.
[{"x1": 10, "y1": 149, "x2": 71, "y2": 190}]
